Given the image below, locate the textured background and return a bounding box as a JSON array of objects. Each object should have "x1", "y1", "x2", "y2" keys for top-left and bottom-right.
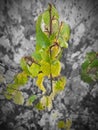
[{"x1": 0, "y1": 0, "x2": 98, "y2": 130}]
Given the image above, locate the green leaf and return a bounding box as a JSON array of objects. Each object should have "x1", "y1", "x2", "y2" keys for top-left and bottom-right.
[
  {"x1": 90, "y1": 59, "x2": 98, "y2": 68},
  {"x1": 42, "y1": 4, "x2": 59, "y2": 26},
  {"x1": 13, "y1": 91, "x2": 24, "y2": 105},
  {"x1": 42, "y1": 9, "x2": 50, "y2": 26},
  {"x1": 32, "y1": 51, "x2": 42, "y2": 61},
  {"x1": 29, "y1": 63, "x2": 40, "y2": 77},
  {"x1": 26, "y1": 95, "x2": 37, "y2": 106},
  {"x1": 81, "y1": 72, "x2": 93, "y2": 83},
  {"x1": 81, "y1": 60, "x2": 89, "y2": 70},
  {"x1": 86, "y1": 52, "x2": 96, "y2": 61},
  {"x1": 51, "y1": 4, "x2": 59, "y2": 19},
  {"x1": 36, "y1": 15, "x2": 50, "y2": 50},
  {"x1": 58, "y1": 37, "x2": 68, "y2": 48}
]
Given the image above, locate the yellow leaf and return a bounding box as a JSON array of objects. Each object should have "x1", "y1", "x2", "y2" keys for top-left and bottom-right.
[
  {"x1": 36, "y1": 73, "x2": 46, "y2": 92},
  {"x1": 51, "y1": 44, "x2": 60, "y2": 58},
  {"x1": 40, "y1": 61, "x2": 50, "y2": 76},
  {"x1": 58, "y1": 121, "x2": 66, "y2": 128},
  {"x1": 65, "y1": 119, "x2": 72, "y2": 130},
  {"x1": 46, "y1": 96, "x2": 53, "y2": 111},
  {"x1": 51, "y1": 60, "x2": 61, "y2": 77},
  {"x1": 29, "y1": 63, "x2": 40, "y2": 77},
  {"x1": 37, "y1": 95, "x2": 53, "y2": 111}
]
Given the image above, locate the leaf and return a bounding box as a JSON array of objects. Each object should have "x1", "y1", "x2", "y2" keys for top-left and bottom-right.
[
  {"x1": 35, "y1": 101, "x2": 45, "y2": 110},
  {"x1": 45, "y1": 96, "x2": 53, "y2": 111},
  {"x1": 86, "y1": 51, "x2": 96, "y2": 61},
  {"x1": 13, "y1": 91, "x2": 24, "y2": 105},
  {"x1": 81, "y1": 72, "x2": 93, "y2": 83},
  {"x1": 20, "y1": 58, "x2": 30, "y2": 74},
  {"x1": 58, "y1": 22, "x2": 70, "y2": 48},
  {"x1": 58, "y1": 36, "x2": 68, "y2": 48},
  {"x1": 51, "y1": 4, "x2": 59, "y2": 19},
  {"x1": 40, "y1": 61, "x2": 51, "y2": 76},
  {"x1": 42, "y1": 4, "x2": 59, "y2": 26},
  {"x1": 90, "y1": 59, "x2": 98, "y2": 68},
  {"x1": 36, "y1": 73, "x2": 46, "y2": 92},
  {"x1": 42, "y1": 9, "x2": 50, "y2": 26},
  {"x1": 65, "y1": 119, "x2": 72, "y2": 130},
  {"x1": 51, "y1": 60, "x2": 61, "y2": 77},
  {"x1": 29, "y1": 63, "x2": 40, "y2": 77},
  {"x1": 57, "y1": 119, "x2": 72, "y2": 130},
  {"x1": 32, "y1": 51, "x2": 42, "y2": 62},
  {"x1": 51, "y1": 44, "x2": 61, "y2": 58},
  {"x1": 53, "y1": 76, "x2": 66, "y2": 95},
  {"x1": 14, "y1": 72, "x2": 28, "y2": 85},
  {"x1": 58, "y1": 121, "x2": 66, "y2": 128},
  {"x1": 81, "y1": 60, "x2": 89, "y2": 70},
  {"x1": 81, "y1": 51, "x2": 98, "y2": 83},
  {"x1": 40, "y1": 49, "x2": 50, "y2": 62},
  {"x1": 26, "y1": 95, "x2": 37, "y2": 106},
  {"x1": 36, "y1": 15, "x2": 50, "y2": 50},
  {"x1": 35, "y1": 95, "x2": 53, "y2": 111},
  {"x1": 6, "y1": 84, "x2": 16, "y2": 95},
  {"x1": 4, "y1": 93, "x2": 12, "y2": 100},
  {"x1": 52, "y1": 19, "x2": 59, "y2": 34}
]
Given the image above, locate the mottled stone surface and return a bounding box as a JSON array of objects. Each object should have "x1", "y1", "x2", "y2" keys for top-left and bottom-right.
[{"x1": 0, "y1": 0, "x2": 98, "y2": 130}]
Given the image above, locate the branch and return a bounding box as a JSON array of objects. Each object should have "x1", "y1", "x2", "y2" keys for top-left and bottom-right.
[{"x1": 49, "y1": 3, "x2": 52, "y2": 36}]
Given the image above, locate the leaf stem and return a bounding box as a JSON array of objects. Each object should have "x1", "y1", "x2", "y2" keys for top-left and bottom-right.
[{"x1": 49, "y1": 3, "x2": 52, "y2": 36}]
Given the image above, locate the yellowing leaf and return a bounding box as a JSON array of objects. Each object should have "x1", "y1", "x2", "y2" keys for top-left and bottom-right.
[
  {"x1": 36, "y1": 95, "x2": 53, "y2": 111},
  {"x1": 36, "y1": 73, "x2": 46, "y2": 92},
  {"x1": 58, "y1": 121, "x2": 66, "y2": 128},
  {"x1": 14, "y1": 72, "x2": 28, "y2": 85},
  {"x1": 51, "y1": 60, "x2": 61, "y2": 77},
  {"x1": 29, "y1": 63, "x2": 40, "y2": 77},
  {"x1": 41, "y1": 61, "x2": 50, "y2": 76},
  {"x1": 51, "y1": 45, "x2": 60, "y2": 58},
  {"x1": 53, "y1": 76, "x2": 66, "y2": 96},
  {"x1": 65, "y1": 119, "x2": 72, "y2": 130},
  {"x1": 4, "y1": 93, "x2": 12, "y2": 100},
  {"x1": 13, "y1": 91, "x2": 24, "y2": 105},
  {"x1": 58, "y1": 22, "x2": 70, "y2": 48},
  {"x1": 35, "y1": 101, "x2": 45, "y2": 110}
]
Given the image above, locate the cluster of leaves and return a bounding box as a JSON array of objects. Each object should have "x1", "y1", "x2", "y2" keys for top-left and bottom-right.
[
  {"x1": 81, "y1": 52, "x2": 98, "y2": 83},
  {"x1": 4, "y1": 4, "x2": 70, "y2": 111}
]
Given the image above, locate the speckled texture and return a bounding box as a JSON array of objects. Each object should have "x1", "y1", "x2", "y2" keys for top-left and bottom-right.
[{"x1": 0, "y1": 0, "x2": 98, "y2": 130}]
